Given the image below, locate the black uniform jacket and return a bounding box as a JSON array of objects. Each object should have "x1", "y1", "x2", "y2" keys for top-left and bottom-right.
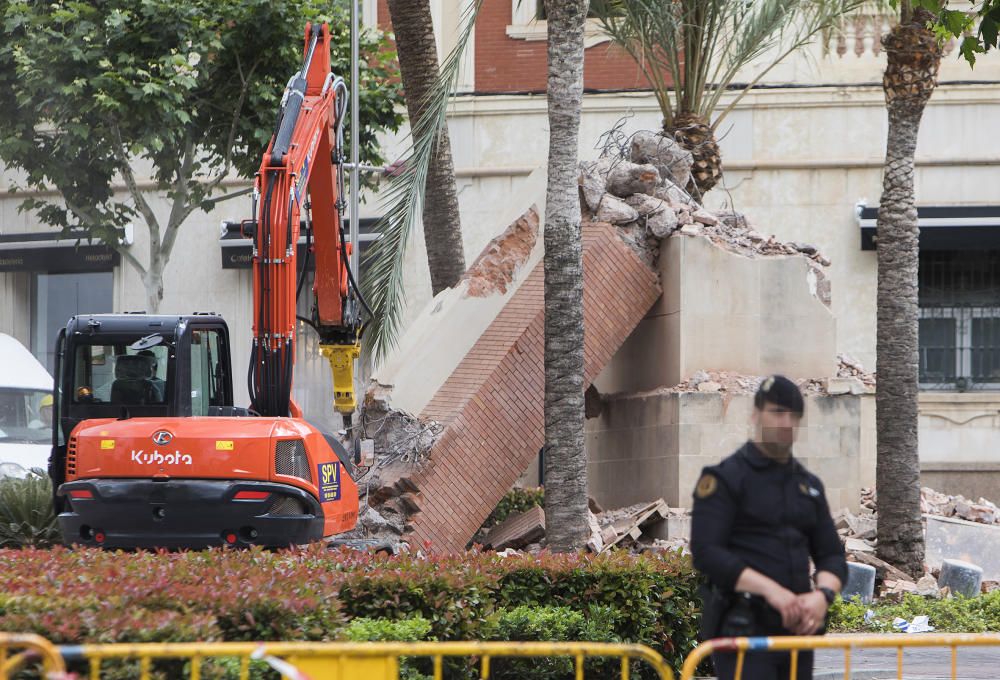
[{"x1": 690, "y1": 442, "x2": 848, "y2": 595}]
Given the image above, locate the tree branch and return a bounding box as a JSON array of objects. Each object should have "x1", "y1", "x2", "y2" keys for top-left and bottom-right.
[
  {"x1": 108, "y1": 120, "x2": 163, "y2": 260},
  {"x1": 161, "y1": 136, "x2": 195, "y2": 260},
  {"x1": 204, "y1": 58, "x2": 260, "y2": 194},
  {"x1": 114, "y1": 242, "x2": 147, "y2": 276}
]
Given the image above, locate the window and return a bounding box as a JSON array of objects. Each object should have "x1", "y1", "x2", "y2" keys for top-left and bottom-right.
[
  {"x1": 190, "y1": 329, "x2": 225, "y2": 416},
  {"x1": 73, "y1": 343, "x2": 169, "y2": 406},
  {"x1": 0, "y1": 388, "x2": 51, "y2": 445},
  {"x1": 919, "y1": 251, "x2": 1000, "y2": 389},
  {"x1": 506, "y1": 0, "x2": 614, "y2": 46},
  {"x1": 32, "y1": 272, "x2": 113, "y2": 374}
]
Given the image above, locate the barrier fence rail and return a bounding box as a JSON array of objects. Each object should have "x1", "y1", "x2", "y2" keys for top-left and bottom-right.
[
  {"x1": 0, "y1": 637, "x2": 675, "y2": 680},
  {"x1": 0, "y1": 633, "x2": 66, "y2": 677},
  {"x1": 680, "y1": 633, "x2": 1000, "y2": 680}
]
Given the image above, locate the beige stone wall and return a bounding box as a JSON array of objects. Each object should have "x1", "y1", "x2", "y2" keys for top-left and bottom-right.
[
  {"x1": 586, "y1": 391, "x2": 874, "y2": 513},
  {"x1": 594, "y1": 234, "x2": 836, "y2": 394}
]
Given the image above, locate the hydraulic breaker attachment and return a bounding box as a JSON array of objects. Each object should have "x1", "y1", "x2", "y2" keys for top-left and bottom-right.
[{"x1": 320, "y1": 342, "x2": 361, "y2": 415}]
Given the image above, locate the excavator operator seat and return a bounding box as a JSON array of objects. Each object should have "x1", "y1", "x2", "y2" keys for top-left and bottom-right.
[{"x1": 110, "y1": 354, "x2": 162, "y2": 405}]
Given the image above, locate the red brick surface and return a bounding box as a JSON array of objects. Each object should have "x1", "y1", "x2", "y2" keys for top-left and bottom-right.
[
  {"x1": 376, "y1": 0, "x2": 651, "y2": 95},
  {"x1": 474, "y1": 0, "x2": 651, "y2": 93},
  {"x1": 411, "y1": 222, "x2": 661, "y2": 552}
]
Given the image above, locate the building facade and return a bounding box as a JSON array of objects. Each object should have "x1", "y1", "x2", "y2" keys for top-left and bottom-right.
[{"x1": 2, "y1": 3, "x2": 999, "y2": 499}]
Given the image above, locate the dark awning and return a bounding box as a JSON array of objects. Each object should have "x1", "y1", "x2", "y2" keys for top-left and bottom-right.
[
  {"x1": 218, "y1": 218, "x2": 380, "y2": 269},
  {"x1": 857, "y1": 204, "x2": 1000, "y2": 251},
  {"x1": 0, "y1": 230, "x2": 120, "y2": 272}
]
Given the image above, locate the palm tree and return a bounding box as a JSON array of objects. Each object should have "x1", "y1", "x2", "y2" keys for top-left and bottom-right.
[
  {"x1": 875, "y1": 3, "x2": 942, "y2": 578},
  {"x1": 593, "y1": 0, "x2": 861, "y2": 197},
  {"x1": 385, "y1": 0, "x2": 466, "y2": 295},
  {"x1": 542, "y1": 0, "x2": 591, "y2": 553}
]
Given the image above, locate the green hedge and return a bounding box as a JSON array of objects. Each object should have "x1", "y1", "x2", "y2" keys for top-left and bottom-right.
[
  {"x1": 0, "y1": 546, "x2": 700, "y2": 677},
  {"x1": 830, "y1": 590, "x2": 1000, "y2": 633}
]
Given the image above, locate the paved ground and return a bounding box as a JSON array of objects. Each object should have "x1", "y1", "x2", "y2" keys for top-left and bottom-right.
[
  {"x1": 813, "y1": 644, "x2": 1000, "y2": 679},
  {"x1": 697, "y1": 637, "x2": 1000, "y2": 679}
]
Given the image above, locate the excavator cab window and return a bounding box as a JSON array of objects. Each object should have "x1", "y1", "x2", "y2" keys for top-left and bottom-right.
[
  {"x1": 190, "y1": 329, "x2": 225, "y2": 416},
  {"x1": 72, "y1": 343, "x2": 170, "y2": 407}
]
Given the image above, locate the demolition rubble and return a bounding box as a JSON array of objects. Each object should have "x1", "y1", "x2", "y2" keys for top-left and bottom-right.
[
  {"x1": 476, "y1": 484, "x2": 1000, "y2": 602},
  {"x1": 352, "y1": 128, "x2": 860, "y2": 553},
  {"x1": 480, "y1": 497, "x2": 690, "y2": 555}
]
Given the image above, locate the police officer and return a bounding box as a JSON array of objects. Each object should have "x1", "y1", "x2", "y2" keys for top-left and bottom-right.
[{"x1": 690, "y1": 375, "x2": 847, "y2": 680}]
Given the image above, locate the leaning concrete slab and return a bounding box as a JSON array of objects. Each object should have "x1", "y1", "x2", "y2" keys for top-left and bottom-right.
[{"x1": 366, "y1": 220, "x2": 662, "y2": 552}]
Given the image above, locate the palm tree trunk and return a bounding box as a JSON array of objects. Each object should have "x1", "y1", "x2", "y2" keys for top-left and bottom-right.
[
  {"x1": 385, "y1": 0, "x2": 466, "y2": 295},
  {"x1": 875, "y1": 7, "x2": 941, "y2": 578},
  {"x1": 542, "y1": 0, "x2": 589, "y2": 553}
]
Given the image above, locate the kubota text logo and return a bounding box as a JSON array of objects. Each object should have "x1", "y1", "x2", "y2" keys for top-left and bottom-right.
[
  {"x1": 130, "y1": 450, "x2": 193, "y2": 465},
  {"x1": 152, "y1": 430, "x2": 173, "y2": 445}
]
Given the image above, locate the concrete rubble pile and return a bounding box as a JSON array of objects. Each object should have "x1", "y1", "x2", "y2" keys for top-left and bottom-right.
[
  {"x1": 577, "y1": 131, "x2": 835, "y2": 275},
  {"x1": 601, "y1": 363, "x2": 873, "y2": 401},
  {"x1": 841, "y1": 487, "x2": 1000, "y2": 599},
  {"x1": 483, "y1": 496, "x2": 691, "y2": 556}
]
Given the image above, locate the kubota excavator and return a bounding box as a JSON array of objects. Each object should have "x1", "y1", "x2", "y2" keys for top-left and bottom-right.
[{"x1": 49, "y1": 24, "x2": 368, "y2": 549}]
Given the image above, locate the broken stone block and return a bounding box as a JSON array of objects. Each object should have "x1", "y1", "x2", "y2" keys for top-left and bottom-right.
[
  {"x1": 595, "y1": 194, "x2": 640, "y2": 224},
  {"x1": 462, "y1": 206, "x2": 540, "y2": 297},
  {"x1": 825, "y1": 376, "x2": 866, "y2": 396},
  {"x1": 965, "y1": 503, "x2": 996, "y2": 524},
  {"x1": 846, "y1": 512, "x2": 877, "y2": 537},
  {"x1": 605, "y1": 161, "x2": 661, "y2": 198},
  {"x1": 587, "y1": 511, "x2": 604, "y2": 553},
  {"x1": 696, "y1": 380, "x2": 722, "y2": 393},
  {"x1": 678, "y1": 224, "x2": 700, "y2": 237},
  {"x1": 624, "y1": 192, "x2": 669, "y2": 216},
  {"x1": 577, "y1": 159, "x2": 610, "y2": 212},
  {"x1": 853, "y1": 527, "x2": 877, "y2": 541},
  {"x1": 916, "y1": 574, "x2": 942, "y2": 598},
  {"x1": 850, "y1": 551, "x2": 915, "y2": 584},
  {"x1": 926, "y1": 515, "x2": 1000, "y2": 580},
  {"x1": 485, "y1": 506, "x2": 546, "y2": 550},
  {"x1": 692, "y1": 209, "x2": 719, "y2": 226},
  {"x1": 790, "y1": 241, "x2": 818, "y2": 256},
  {"x1": 653, "y1": 179, "x2": 697, "y2": 208},
  {"x1": 646, "y1": 208, "x2": 679, "y2": 238},
  {"x1": 629, "y1": 130, "x2": 693, "y2": 189},
  {"x1": 845, "y1": 537, "x2": 874, "y2": 553},
  {"x1": 938, "y1": 558, "x2": 983, "y2": 598},
  {"x1": 842, "y1": 562, "x2": 876, "y2": 604}
]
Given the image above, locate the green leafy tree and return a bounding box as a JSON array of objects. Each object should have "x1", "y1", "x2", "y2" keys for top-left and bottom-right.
[
  {"x1": 0, "y1": 0, "x2": 402, "y2": 312},
  {"x1": 922, "y1": 0, "x2": 1000, "y2": 64}
]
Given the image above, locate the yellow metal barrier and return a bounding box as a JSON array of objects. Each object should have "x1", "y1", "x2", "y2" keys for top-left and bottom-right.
[
  {"x1": 0, "y1": 633, "x2": 67, "y2": 678},
  {"x1": 680, "y1": 633, "x2": 1000, "y2": 680},
  {"x1": 53, "y1": 640, "x2": 674, "y2": 680}
]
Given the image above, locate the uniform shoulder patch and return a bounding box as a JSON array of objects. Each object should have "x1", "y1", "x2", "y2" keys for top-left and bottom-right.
[{"x1": 695, "y1": 473, "x2": 718, "y2": 499}]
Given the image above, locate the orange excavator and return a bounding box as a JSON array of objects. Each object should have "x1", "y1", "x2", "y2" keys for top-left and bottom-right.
[{"x1": 49, "y1": 24, "x2": 368, "y2": 549}]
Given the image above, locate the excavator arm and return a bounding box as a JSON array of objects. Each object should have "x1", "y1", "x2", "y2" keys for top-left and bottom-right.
[{"x1": 245, "y1": 23, "x2": 364, "y2": 424}]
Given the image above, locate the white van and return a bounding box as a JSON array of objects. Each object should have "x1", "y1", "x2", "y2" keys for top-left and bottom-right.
[{"x1": 0, "y1": 333, "x2": 53, "y2": 477}]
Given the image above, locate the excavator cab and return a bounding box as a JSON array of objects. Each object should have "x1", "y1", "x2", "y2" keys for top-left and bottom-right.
[{"x1": 52, "y1": 314, "x2": 237, "y2": 440}]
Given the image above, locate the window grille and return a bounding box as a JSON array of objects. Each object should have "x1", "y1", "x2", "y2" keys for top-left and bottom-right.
[{"x1": 919, "y1": 251, "x2": 1000, "y2": 389}]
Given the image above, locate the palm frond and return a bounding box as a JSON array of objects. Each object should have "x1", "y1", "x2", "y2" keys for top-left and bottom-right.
[
  {"x1": 361, "y1": 0, "x2": 482, "y2": 364},
  {"x1": 592, "y1": 0, "x2": 866, "y2": 127}
]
